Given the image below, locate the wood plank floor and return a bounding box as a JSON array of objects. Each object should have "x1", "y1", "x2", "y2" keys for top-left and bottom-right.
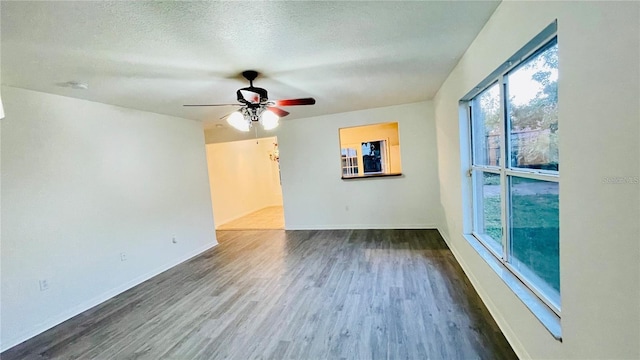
[
  {"x1": 2, "y1": 229, "x2": 517, "y2": 360},
  {"x1": 217, "y1": 206, "x2": 284, "y2": 230}
]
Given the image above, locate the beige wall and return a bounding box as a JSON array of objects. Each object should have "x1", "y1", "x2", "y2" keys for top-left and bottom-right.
[
  {"x1": 339, "y1": 122, "x2": 400, "y2": 145},
  {"x1": 206, "y1": 137, "x2": 283, "y2": 227},
  {"x1": 434, "y1": 2, "x2": 639, "y2": 359}
]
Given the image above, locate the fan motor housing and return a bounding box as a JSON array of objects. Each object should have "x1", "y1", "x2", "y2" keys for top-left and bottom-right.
[{"x1": 237, "y1": 87, "x2": 268, "y2": 104}]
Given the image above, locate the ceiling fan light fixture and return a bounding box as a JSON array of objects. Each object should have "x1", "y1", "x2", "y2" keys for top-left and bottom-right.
[
  {"x1": 183, "y1": 70, "x2": 315, "y2": 132},
  {"x1": 260, "y1": 109, "x2": 279, "y2": 130},
  {"x1": 227, "y1": 111, "x2": 250, "y2": 132}
]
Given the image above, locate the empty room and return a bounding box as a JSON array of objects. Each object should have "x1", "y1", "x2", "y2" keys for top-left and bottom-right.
[{"x1": 1, "y1": 1, "x2": 639, "y2": 359}]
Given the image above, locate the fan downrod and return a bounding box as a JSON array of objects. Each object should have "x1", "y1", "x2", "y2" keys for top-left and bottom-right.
[{"x1": 242, "y1": 70, "x2": 259, "y2": 86}]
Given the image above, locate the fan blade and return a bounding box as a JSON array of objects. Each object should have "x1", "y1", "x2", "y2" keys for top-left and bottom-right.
[
  {"x1": 275, "y1": 98, "x2": 316, "y2": 106},
  {"x1": 183, "y1": 104, "x2": 239, "y2": 107},
  {"x1": 267, "y1": 107, "x2": 290, "y2": 117}
]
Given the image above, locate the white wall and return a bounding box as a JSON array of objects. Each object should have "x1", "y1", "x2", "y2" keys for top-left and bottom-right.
[
  {"x1": 0, "y1": 86, "x2": 217, "y2": 350},
  {"x1": 206, "y1": 136, "x2": 283, "y2": 227},
  {"x1": 434, "y1": 2, "x2": 639, "y2": 359},
  {"x1": 278, "y1": 102, "x2": 441, "y2": 229}
]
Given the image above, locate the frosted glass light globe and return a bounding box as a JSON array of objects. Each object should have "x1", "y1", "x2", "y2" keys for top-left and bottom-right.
[
  {"x1": 227, "y1": 111, "x2": 250, "y2": 132},
  {"x1": 260, "y1": 110, "x2": 279, "y2": 130}
]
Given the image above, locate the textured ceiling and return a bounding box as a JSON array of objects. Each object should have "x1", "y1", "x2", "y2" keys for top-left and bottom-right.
[{"x1": 1, "y1": 1, "x2": 499, "y2": 129}]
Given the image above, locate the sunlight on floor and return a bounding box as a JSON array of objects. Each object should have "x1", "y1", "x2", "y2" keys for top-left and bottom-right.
[{"x1": 217, "y1": 206, "x2": 284, "y2": 230}]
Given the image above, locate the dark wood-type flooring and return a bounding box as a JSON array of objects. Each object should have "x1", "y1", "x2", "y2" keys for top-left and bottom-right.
[{"x1": 2, "y1": 229, "x2": 517, "y2": 359}]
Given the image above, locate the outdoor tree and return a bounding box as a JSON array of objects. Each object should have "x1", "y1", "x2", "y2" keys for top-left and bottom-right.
[{"x1": 509, "y1": 43, "x2": 559, "y2": 170}]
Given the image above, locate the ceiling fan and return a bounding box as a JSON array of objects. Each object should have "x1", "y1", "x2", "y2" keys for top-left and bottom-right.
[{"x1": 184, "y1": 70, "x2": 316, "y2": 131}]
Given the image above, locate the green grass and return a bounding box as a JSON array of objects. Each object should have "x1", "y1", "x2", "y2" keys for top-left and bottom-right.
[
  {"x1": 483, "y1": 196, "x2": 502, "y2": 241},
  {"x1": 482, "y1": 192, "x2": 559, "y2": 292},
  {"x1": 483, "y1": 174, "x2": 500, "y2": 185}
]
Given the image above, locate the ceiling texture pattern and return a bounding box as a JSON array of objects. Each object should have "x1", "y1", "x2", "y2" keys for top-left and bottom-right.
[{"x1": 1, "y1": 1, "x2": 500, "y2": 128}]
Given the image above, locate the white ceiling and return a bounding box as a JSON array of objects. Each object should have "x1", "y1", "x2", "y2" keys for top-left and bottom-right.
[{"x1": 1, "y1": 1, "x2": 499, "y2": 129}]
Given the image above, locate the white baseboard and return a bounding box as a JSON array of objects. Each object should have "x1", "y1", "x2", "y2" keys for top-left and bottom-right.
[
  {"x1": 437, "y1": 227, "x2": 530, "y2": 360},
  {"x1": 284, "y1": 224, "x2": 437, "y2": 230},
  {"x1": 1, "y1": 241, "x2": 219, "y2": 352}
]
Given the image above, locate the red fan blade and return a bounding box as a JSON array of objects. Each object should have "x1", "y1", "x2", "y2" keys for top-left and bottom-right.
[
  {"x1": 275, "y1": 98, "x2": 316, "y2": 106},
  {"x1": 267, "y1": 107, "x2": 290, "y2": 117},
  {"x1": 183, "y1": 103, "x2": 239, "y2": 107}
]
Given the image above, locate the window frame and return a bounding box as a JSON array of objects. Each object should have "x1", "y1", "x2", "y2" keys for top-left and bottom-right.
[
  {"x1": 341, "y1": 147, "x2": 359, "y2": 177},
  {"x1": 361, "y1": 139, "x2": 389, "y2": 175},
  {"x1": 465, "y1": 28, "x2": 560, "y2": 316}
]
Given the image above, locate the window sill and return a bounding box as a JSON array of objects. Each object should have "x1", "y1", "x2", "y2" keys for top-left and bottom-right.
[
  {"x1": 341, "y1": 173, "x2": 402, "y2": 180},
  {"x1": 463, "y1": 234, "x2": 562, "y2": 341}
]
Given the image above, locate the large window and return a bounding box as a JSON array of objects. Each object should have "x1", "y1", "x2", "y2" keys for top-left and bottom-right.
[{"x1": 468, "y1": 37, "x2": 559, "y2": 312}]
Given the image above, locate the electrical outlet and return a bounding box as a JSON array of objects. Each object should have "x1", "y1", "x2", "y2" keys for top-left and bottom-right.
[
  {"x1": 120, "y1": 252, "x2": 127, "y2": 261},
  {"x1": 39, "y1": 279, "x2": 49, "y2": 291}
]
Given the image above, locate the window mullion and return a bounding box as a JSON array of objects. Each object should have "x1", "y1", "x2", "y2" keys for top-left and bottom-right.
[
  {"x1": 471, "y1": 172, "x2": 483, "y2": 236},
  {"x1": 505, "y1": 169, "x2": 559, "y2": 182},
  {"x1": 499, "y1": 75, "x2": 510, "y2": 262},
  {"x1": 471, "y1": 165, "x2": 500, "y2": 173}
]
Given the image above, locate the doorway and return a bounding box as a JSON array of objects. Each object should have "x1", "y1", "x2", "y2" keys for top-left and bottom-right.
[{"x1": 205, "y1": 136, "x2": 284, "y2": 230}]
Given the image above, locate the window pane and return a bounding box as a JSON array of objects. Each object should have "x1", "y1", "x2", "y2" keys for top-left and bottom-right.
[
  {"x1": 341, "y1": 147, "x2": 359, "y2": 177},
  {"x1": 509, "y1": 176, "x2": 560, "y2": 306},
  {"x1": 473, "y1": 171, "x2": 502, "y2": 253},
  {"x1": 341, "y1": 148, "x2": 356, "y2": 157},
  {"x1": 471, "y1": 83, "x2": 501, "y2": 167},
  {"x1": 507, "y1": 40, "x2": 558, "y2": 171}
]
